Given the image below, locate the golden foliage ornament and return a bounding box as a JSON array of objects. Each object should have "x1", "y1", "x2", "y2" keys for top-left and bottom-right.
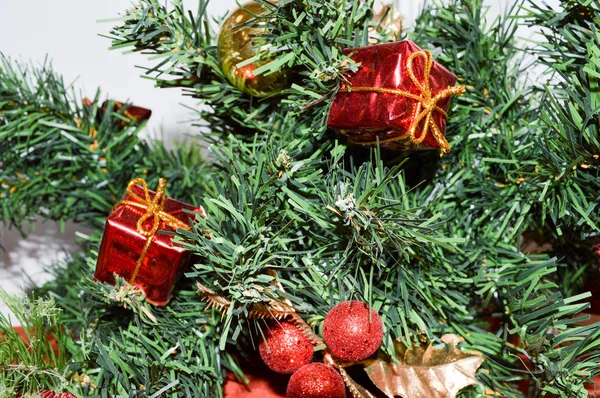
[
  {"x1": 218, "y1": 1, "x2": 289, "y2": 97},
  {"x1": 364, "y1": 334, "x2": 484, "y2": 398}
]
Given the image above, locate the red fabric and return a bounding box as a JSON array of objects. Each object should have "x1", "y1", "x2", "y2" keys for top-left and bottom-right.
[
  {"x1": 224, "y1": 370, "x2": 287, "y2": 398},
  {"x1": 328, "y1": 40, "x2": 457, "y2": 151},
  {"x1": 94, "y1": 184, "x2": 202, "y2": 306}
]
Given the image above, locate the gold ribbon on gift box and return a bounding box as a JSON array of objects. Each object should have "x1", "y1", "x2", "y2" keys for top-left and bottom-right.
[
  {"x1": 114, "y1": 178, "x2": 191, "y2": 285},
  {"x1": 340, "y1": 50, "x2": 465, "y2": 155}
]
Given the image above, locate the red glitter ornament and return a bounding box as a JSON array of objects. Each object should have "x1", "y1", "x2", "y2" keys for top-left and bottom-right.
[
  {"x1": 259, "y1": 321, "x2": 314, "y2": 374},
  {"x1": 286, "y1": 363, "x2": 346, "y2": 398},
  {"x1": 323, "y1": 301, "x2": 383, "y2": 362}
]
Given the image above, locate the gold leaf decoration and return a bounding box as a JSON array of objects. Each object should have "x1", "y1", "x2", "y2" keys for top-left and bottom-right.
[
  {"x1": 338, "y1": 366, "x2": 377, "y2": 398},
  {"x1": 364, "y1": 335, "x2": 484, "y2": 398}
]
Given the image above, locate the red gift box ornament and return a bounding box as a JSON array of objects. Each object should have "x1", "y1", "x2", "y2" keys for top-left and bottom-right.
[
  {"x1": 94, "y1": 178, "x2": 204, "y2": 306},
  {"x1": 328, "y1": 40, "x2": 465, "y2": 155},
  {"x1": 102, "y1": 100, "x2": 152, "y2": 126}
]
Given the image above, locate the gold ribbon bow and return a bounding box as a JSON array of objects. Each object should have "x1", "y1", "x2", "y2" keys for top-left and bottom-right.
[
  {"x1": 341, "y1": 50, "x2": 465, "y2": 155},
  {"x1": 114, "y1": 178, "x2": 191, "y2": 285}
]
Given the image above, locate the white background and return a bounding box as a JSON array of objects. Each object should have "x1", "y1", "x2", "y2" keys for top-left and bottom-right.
[{"x1": 0, "y1": 0, "x2": 549, "y2": 322}]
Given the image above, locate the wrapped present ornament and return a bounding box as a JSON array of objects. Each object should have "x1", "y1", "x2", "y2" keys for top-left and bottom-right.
[
  {"x1": 94, "y1": 178, "x2": 204, "y2": 306},
  {"x1": 82, "y1": 98, "x2": 152, "y2": 127},
  {"x1": 102, "y1": 100, "x2": 152, "y2": 126},
  {"x1": 327, "y1": 40, "x2": 465, "y2": 154}
]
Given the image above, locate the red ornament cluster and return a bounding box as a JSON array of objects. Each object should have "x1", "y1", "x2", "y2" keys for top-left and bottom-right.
[
  {"x1": 258, "y1": 321, "x2": 346, "y2": 397},
  {"x1": 323, "y1": 301, "x2": 383, "y2": 362},
  {"x1": 259, "y1": 321, "x2": 314, "y2": 374},
  {"x1": 286, "y1": 363, "x2": 346, "y2": 398},
  {"x1": 256, "y1": 301, "x2": 384, "y2": 397}
]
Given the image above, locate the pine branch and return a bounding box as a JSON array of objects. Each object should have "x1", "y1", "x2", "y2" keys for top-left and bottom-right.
[
  {"x1": 29, "y1": 251, "x2": 234, "y2": 397},
  {"x1": 522, "y1": 0, "x2": 600, "y2": 236},
  {"x1": 107, "y1": 0, "x2": 390, "y2": 141},
  {"x1": 406, "y1": 0, "x2": 600, "y2": 395},
  {"x1": 174, "y1": 134, "x2": 462, "y2": 353},
  {"x1": 0, "y1": 55, "x2": 210, "y2": 232},
  {"x1": 0, "y1": 292, "x2": 72, "y2": 396},
  {"x1": 0, "y1": 56, "x2": 145, "y2": 230}
]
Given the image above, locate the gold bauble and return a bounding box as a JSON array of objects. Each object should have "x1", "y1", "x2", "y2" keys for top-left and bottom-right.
[{"x1": 218, "y1": 2, "x2": 289, "y2": 97}]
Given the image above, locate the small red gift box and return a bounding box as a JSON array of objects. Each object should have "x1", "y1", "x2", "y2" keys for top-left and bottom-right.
[
  {"x1": 328, "y1": 40, "x2": 463, "y2": 154},
  {"x1": 101, "y1": 100, "x2": 152, "y2": 126},
  {"x1": 94, "y1": 179, "x2": 204, "y2": 306},
  {"x1": 82, "y1": 98, "x2": 152, "y2": 126}
]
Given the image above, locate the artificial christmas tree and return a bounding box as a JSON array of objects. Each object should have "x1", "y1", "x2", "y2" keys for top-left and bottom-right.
[{"x1": 1, "y1": 0, "x2": 600, "y2": 397}]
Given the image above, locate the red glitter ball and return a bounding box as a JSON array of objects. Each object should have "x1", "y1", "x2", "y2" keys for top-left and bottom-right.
[
  {"x1": 323, "y1": 301, "x2": 383, "y2": 362},
  {"x1": 286, "y1": 363, "x2": 346, "y2": 398},
  {"x1": 259, "y1": 321, "x2": 314, "y2": 374}
]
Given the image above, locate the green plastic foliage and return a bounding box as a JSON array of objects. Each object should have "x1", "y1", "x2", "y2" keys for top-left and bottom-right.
[
  {"x1": 0, "y1": 56, "x2": 210, "y2": 232},
  {"x1": 0, "y1": 292, "x2": 71, "y2": 396},
  {"x1": 2, "y1": 0, "x2": 600, "y2": 397}
]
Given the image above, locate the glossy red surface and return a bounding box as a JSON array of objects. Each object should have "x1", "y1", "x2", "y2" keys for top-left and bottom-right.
[
  {"x1": 94, "y1": 184, "x2": 202, "y2": 306},
  {"x1": 328, "y1": 40, "x2": 458, "y2": 151}
]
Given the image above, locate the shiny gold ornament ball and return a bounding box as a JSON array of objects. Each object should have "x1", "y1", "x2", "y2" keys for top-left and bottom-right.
[{"x1": 218, "y1": 2, "x2": 289, "y2": 97}]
